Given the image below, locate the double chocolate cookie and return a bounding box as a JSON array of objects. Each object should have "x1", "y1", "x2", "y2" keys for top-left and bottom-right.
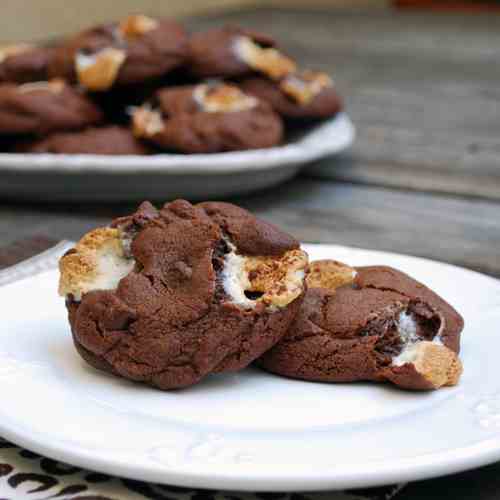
[
  {"x1": 59, "y1": 200, "x2": 308, "y2": 389},
  {"x1": 240, "y1": 71, "x2": 342, "y2": 120},
  {"x1": 0, "y1": 79, "x2": 103, "y2": 136},
  {"x1": 131, "y1": 81, "x2": 283, "y2": 153},
  {"x1": 187, "y1": 26, "x2": 296, "y2": 80},
  {"x1": 17, "y1": 125, "x2": 150, "y2": 155},
  {"x1": 49, "y1": 15, "x2": 188, "y2": 91},
  {"x1": 0, "y1": 45, "x2": 54, "y2": 83},
  {"x1": 259, "y1": 261, "x2": 463, "y2": 390}
]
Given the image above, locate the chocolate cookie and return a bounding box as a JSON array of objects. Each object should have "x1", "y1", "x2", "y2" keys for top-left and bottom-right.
[
  {"x1": 240, "y1": 71, "x2": 342, "y2": 120},
  {"x1": 59, "y1": 200, "x2": 308, "y2": 389},
  {"x1": 0, "y1": 79, "x2": 103, "y2": 136},
  {"x1": 131, "y1": 82, "x2": 283, "y2": 153},
  {"x1": 187, "y1": 26, "x2": 296, "y2": 80},
  {"x1": 49, "y1": 15, "x2": 188, "y2": 91},
  {"x1": 87, "y1": 75, "x2": 188, "y2": 125},
  {"x1": 259, "y1": 261, "x2": 464, "y2": 390},
  {"x1": 16, "y1": 125, "x2": 151, "y2": 155},
  {"x1": 0, "y1": 45, "x2": 54, "y2": 83}
]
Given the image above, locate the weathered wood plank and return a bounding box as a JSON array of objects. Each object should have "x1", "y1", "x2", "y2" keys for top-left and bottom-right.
[
  {"x1": 0, "y1": 235, "x2": 58, "y2": 270},
  {"x1": 1, "y1": 179, "x2": 498, "y2": 277}
]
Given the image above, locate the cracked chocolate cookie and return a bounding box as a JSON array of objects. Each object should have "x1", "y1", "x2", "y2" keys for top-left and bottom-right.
[
  {"x1": 240, "y1": 70, "x2": 342, "y2": 121},
  {"x1": 0, "y1": 79, "x2": 103, "y2": 136},
  {"x1": 0, "y1": 45, "x2": 54, "y2": 83},
  {"x1": 59, "y1": 200, "x2": 308, "y2": 389},
  {"x1": 258, "y1": 261, "x2": 463, "y2": 390},
  {"x1": 17, "y1": 125, "x2": 151, "y2": 155},
  {"x1": 131, "y1": 81, "x2": 283, "y2": 153},
  {"x1": 49, "y1": 15, "x2": 188, "y2": 91},
  {"x1": 187, "y1": 26, "x2": 296, "y2": 80}
]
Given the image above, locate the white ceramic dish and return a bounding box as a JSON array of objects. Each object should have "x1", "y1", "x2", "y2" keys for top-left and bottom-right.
[
  {"x1": 0, "y1": 242, "x2": 498, "y2": 492},
  {"x1": 0, "y1": 113, "x2": 354, "y2": 202}
]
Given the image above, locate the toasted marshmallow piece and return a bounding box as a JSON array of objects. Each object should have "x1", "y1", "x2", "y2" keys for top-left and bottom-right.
[
  {"x1": 392, "y1": 340, "x2": 462, "y2": 389},
  {"x1": 118, "y1": 14, "x2": 159, "y2": 40},
  {"x1": 131, "y1": 105, "x2": 165, "y2": 138},
  {"x1": 59, "y1": 227, "x2": 135, "y2": 301},
  {"x1": 233, "y1": 36, "x2": 296, "y2": 81},
  {"x1": 306, "y1": 260, "x2": 356, "y2": 291},
  {"x1": 193, "y1": 83, "x2": 258, "y2": 113},
  {"x1": 280, "y1": 71, "x2": 333, "y2": 105}
]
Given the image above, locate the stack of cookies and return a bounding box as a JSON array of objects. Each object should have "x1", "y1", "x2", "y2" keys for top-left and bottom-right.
[
  {"x1": 59, "y1": 200, "x2": 464, "y2": 391},
  {"x1": 0, "y1": 16, "x2": 342, "y2": 155}
]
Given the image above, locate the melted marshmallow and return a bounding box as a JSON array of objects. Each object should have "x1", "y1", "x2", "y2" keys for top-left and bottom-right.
[
  {"x1": 392, "y1": 311, "x2": 443, "y2": 366},
  {"x1": 221, "y1": 248, "x2": 255, "y2": 308}
]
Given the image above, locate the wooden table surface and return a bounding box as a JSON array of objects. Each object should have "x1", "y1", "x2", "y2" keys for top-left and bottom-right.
[{"x1": 0, "y1": 7, "x2": 499, "y2": 497}]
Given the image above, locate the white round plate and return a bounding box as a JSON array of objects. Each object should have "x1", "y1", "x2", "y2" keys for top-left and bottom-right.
[
  {"x1": 0, "y1": 113, "x2": 354, "y2": 202},
  {"x1": 0, "y1": 243, "x2": 498, "y2": 492}
]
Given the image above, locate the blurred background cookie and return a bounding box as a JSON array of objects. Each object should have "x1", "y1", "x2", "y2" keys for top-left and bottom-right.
[
  {"x1": 240, "y1": 70, "x2": 342, "y2": 122},
  {"x1": 131, "y1": 81, "x2": 284, "y2": 153},
  {"x1": 0, "y1": 45, "x2": 55, "y2": 83},
  {"x1": 187, "y1": 25, "x2": 296, "y2": 80},
  {"x1": 0, "y1": 14, "x2": 343, "y2": 158},
  {"x1": 49, "y1": 15, "x2": 188, "y2": 91},
  {"x1": 0, "y1": 79, "x2": 103, "y2": 136}
]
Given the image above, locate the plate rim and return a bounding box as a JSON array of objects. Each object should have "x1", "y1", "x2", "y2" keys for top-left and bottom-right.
[
  {"x1": 0, "y1": 242, "x2": 498, "y2": 492},
  {"x1": 1, "y1": 420, "x2": 500, "y2": 492}
]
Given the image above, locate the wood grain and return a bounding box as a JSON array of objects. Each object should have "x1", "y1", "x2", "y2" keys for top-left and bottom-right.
[
  {"x1": 0, "y1": 235, "x2": 58, "y2": 271},
  {"x1": 234, "y1": 179, "x2": 500, "y2": 277},
  {"x1": 1, "y1": 178, "x2": 498, "y2": 277}
]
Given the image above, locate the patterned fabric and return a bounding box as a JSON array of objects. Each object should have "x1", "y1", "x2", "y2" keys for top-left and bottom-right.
[{"x1": 0, "y1": 437, "x2": 405, "y2": 500}]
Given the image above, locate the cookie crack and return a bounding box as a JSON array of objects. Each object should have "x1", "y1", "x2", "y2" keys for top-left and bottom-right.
[
  {"x1": 87, "y1": 317, "x2": 128, "y2": 358},
  {"x1": 362, "y1": 284, "x2": 419, "y2": 304}
]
